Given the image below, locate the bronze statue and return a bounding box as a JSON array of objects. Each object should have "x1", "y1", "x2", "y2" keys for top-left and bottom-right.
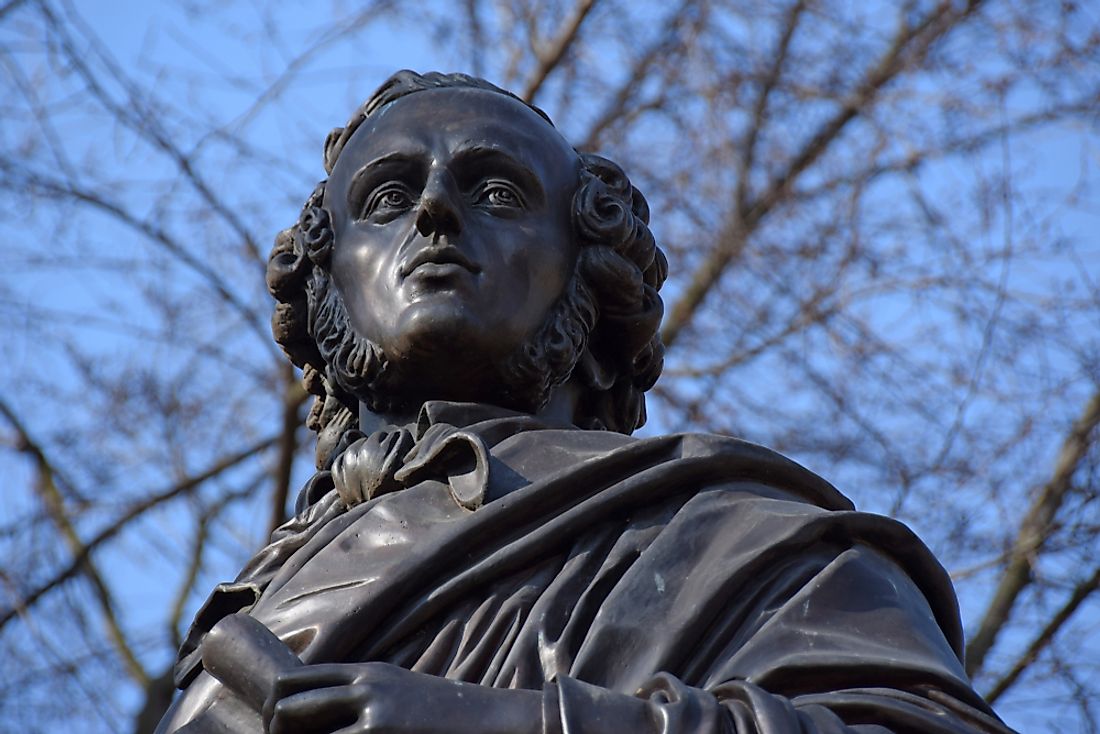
[{"x1": 157, "y1": 71, "x2": 1016, "y2": 734}]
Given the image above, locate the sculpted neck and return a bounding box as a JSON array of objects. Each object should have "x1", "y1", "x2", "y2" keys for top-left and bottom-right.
[{"x1": 357, "y1": 379, "x2": 582, "y2": 433}]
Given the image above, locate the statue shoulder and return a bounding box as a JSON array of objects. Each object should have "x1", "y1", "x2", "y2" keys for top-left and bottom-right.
[{"x1": 489, "y1": 425, "x2": 854, "y2": 512}]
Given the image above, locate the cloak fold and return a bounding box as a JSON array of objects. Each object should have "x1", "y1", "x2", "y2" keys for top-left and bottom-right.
[{"x1": 160, "y1": 402, "x2": 1015, "y2": 733}]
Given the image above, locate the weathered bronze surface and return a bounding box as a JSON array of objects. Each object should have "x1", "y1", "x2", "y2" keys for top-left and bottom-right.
[{"x1": 157, "y1": 71, "x2": 1016, "y2": 733}]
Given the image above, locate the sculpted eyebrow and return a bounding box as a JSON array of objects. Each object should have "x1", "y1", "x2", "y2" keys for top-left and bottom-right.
[
  {"x1": 450, "y1": 146, "x2": 545, "y2": 204},
  {"x1": 346, "y1": 152, "x2": 428, "y2": 210},
  {"x1": 359, "y1": 151, "x2": 429, "y2": 175}
]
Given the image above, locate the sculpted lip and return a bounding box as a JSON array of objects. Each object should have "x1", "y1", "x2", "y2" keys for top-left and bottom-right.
[{"x1": 399, "y1": 246, "x2": 482, "y2": 278}]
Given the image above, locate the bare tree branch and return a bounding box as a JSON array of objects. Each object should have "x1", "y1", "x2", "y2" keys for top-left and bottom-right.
[
  {"x1": 985, "y1": 565, "x2": 1100, "y2": 703},
  {"x1": 965, "y1": 389, "x2": 1100, "y2": 676},
  {"x1": 662, "y1": 0, "x2": 986, "y2": 349},
  {"x1": 0, "y1": 159, "x2": 269, "y2": 343},
  {"x1": 268, "y1": 369, "x2": 307, "y2": 536},
  {"x1": 167, "y1": 480, "x2": 260, "y2": 649},
  {"x1": 788, "y1": 97, "x2": 1100, "y2": 205},
  {"x1": 579, "y1": 0, "x2": 702, "y2": 151},
  {"x1": 0, "y1": 397, "x2": 150, "y2": 686},
  {"x1": 735, "y1": 0, "x2": 806, "y2": 215},
  {"x1": 0, "y1": 433, "x2": 278, "y2": 630},
  {"x1": 209, "y1": 4, "x2": 384, "y2": 137},
  {"x1": 0, "y1": 0, "x2": 28, "y2": 22},
  {"x1": 41, "y1": 0, "x2": 274, "y2": 269},
  {"x1": 521, "y1": 0, "x2": 598, "y2": 103},
  {"x1": 463, "y1": 0, "x2": 485, "y2": 78}
]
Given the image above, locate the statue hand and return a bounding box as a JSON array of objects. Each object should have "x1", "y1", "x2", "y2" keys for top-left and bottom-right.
[{"x1": 263, "y1": 663, "x2": 541, "y2": 734}]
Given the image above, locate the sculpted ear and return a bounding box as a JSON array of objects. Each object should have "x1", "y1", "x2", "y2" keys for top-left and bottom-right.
[{"x1": 576, "y1": 349, "x2": 615, "y2": 392}]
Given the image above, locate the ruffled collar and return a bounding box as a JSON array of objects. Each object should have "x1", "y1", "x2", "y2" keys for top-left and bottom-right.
[{"x1": 298, "y1": 401, "x2": 574, "y2": 514}]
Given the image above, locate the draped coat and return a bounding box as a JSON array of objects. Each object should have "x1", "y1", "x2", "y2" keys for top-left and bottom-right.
[{"x1": 159, "y1": 402, "x2": 1014, "y2": 733}]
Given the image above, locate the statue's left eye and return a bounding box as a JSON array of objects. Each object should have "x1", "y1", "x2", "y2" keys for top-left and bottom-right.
[
  {"x1": 369, "y1": 187, "x2": 413, "y2": 213},
  {"x1": 477, "y1": 181, "x2": 524, "y2": 209},
  {"x1": 380, "y1": 191, "x2": 410, "y2": 208}
]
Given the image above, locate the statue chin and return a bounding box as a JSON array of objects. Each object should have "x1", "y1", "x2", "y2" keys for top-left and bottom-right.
[{"x1": 315, "y1": 261, "x2": 593, "y2": 425}]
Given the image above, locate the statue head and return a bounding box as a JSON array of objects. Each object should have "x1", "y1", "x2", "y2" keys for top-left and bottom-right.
[{"x1": 267, "y1": 71, "x2": 667, "y2": 467}]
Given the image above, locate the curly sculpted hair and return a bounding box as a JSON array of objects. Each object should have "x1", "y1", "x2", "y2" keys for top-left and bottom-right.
[{"x1": 266, "y1": 71, "x2": 667, "y2": 468}]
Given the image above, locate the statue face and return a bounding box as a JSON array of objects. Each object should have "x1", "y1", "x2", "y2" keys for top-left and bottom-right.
[{"x1": 324, "y1": 87, "x2": 581, "y2": 400}]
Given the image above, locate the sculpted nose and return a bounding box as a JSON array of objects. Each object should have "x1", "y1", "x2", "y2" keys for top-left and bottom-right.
[{"x1": 415, "y1": 171, "x2": 462, "y2": 239}]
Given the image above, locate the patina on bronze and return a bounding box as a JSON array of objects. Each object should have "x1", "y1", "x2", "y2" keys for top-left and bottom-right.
[{"x1": 157, "y1": 71, "x2": 1016, "y2": 734}]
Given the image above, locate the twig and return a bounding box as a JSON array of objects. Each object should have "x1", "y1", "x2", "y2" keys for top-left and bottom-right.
[
  {"x1": 167, "y1": 480, "x2": 260, "y2": 649},
  {"x1": 0, "y1": 160, "x2": 267, "y2": 344},
  {"x1": 662, "y1": 0, "x2": 987, "y2": 349},
  {"x1": 735, "y1": 0, "x2": 806, "y2": 214},
  {"x1": 267, "y1": 369, "x2": 307, "y2": 536},
  {"x1": 965, "y1": 390, "x2": 1100, "y2": 676},
  {"x1": 0, "y1": 434, "x2": 278, "y2": 630},
  {"x1": 985, "y1": 566, "x2": 1100, "y2": 703},
  {"x1": 0, "y1": 0, "x2": 28, "y2": 22},
  {"x1": 0, "y1": 397, "x2": 149, "y2": 686},
  {"x1": 42, "y1": 1, "x2": 266, "y2": 269},
  {"x1": 521, "y1": 0, "x2": 598, "y2": 103},
  {"x1": 579, "y1": 0, "x2": 702, "y2": 151}
]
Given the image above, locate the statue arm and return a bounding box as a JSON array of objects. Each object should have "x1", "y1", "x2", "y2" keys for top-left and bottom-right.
[
  {"x1": 543, "y1": 541, "x2": 1015, "y2": 734},
  {"x1": 259, "y1": 657, "x2": 1009, "y2": 734},
  {"x1": 545, "y1": 673, "x2": 1012, "y2": 734}
]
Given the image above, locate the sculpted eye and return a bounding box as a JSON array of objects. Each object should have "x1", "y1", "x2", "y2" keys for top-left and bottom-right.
[
  {"x1": 360, "y1": 184, "x2": 414, "y2": 221},
  {"x1": 475, "y1": 180, "x2": 525, "y2": 210}
]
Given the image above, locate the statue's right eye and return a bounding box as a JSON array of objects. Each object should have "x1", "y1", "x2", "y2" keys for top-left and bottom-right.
[{"x1": 360, "y1": 184, "x2": 414, "y2": 221}]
